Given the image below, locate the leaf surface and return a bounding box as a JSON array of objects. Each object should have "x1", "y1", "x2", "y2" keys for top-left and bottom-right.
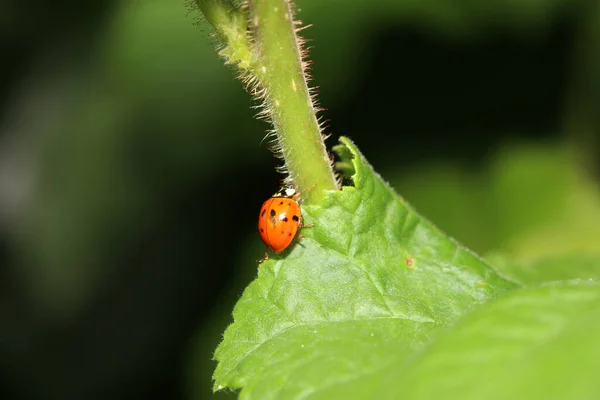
[
  {"x1": 213, "y1": 137, "x2": 517, "y2": 398},
  {"x1": 368, "y1": 281, "x2": 600, "y2": 400}
]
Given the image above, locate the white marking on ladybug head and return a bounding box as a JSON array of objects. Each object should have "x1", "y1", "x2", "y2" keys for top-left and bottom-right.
[{"x1": 284, "y1": 187, "x2": 296, "y2": 197}]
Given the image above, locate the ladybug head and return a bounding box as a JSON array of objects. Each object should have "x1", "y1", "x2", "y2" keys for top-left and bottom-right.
[{"x1": 275, "y1": 185, "x2": 297, "y2": 198}]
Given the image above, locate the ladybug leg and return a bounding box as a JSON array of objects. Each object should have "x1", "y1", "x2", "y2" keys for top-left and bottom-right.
[
  {"x1": 298, "y1": 220, "x2": 313, "y2": 241},
  {"x1": 300, "y1": 216, "x2": 314, "y2": 229},
  {"x1": 257, "y1": 249, "x2": 270, "y2": 264}
]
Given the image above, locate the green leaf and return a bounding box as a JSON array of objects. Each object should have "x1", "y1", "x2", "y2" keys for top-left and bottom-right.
[
  {"x1": 368, "y1": 281, "x2": 600, "y2": 400},
  {"x1": 212, "y1": 137, "x2": 517, "y2": 398}
]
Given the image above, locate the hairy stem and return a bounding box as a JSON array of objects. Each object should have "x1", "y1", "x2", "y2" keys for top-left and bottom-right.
[
  {"x1": 194, "y1": 0, "x2": 253, "y2": 69},
  {"x1": 249, "y1": 0, "x2": 338, "y2": 203},
  {"x1": 195, "y1": 0, "x2": 338, "y2": 204}
]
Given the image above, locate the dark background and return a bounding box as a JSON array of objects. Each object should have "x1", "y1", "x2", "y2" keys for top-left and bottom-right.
[{"x1": 0, "y1": 0, "x2": 598, "y2": 399}]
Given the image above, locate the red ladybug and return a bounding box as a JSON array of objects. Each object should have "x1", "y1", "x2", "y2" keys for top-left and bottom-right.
[{"x1": 258, "y1": 186, "x2": 304, "y2": 258}]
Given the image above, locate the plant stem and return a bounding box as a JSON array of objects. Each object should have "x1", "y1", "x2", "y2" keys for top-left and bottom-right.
[
  {"x1": 195, "y1": 0, "x2": 339, "y2": 204},
  {"x1": 194, "y1": 0, "x2": 253, "y2": 69},
  {"x1": 249, "y1": 0, "x2": 338, "y2": 203}
]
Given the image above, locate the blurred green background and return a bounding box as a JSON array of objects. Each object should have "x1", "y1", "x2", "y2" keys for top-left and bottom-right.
[{"x1": 0, "y1": 0, "x2": 598, "y2": 399}]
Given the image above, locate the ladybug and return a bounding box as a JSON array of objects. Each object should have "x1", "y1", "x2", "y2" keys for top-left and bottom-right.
[{"x1": 258, "y1": 186, "x2": 304, "y2": 258}]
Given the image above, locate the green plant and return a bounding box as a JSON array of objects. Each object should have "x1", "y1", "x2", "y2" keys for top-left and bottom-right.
[
  {"x1": 192, "y1": 1, "x2": 600, "y2": 399},
  {"x1": 195, "y1": 0, "x2": 337, "y2": 204}
]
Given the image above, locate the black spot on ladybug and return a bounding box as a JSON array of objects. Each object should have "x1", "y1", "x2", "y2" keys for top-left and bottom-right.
[
  {"x1": 279, "y1": 201, "x2": 284, "y2": 205},
  {"x1": 288, "y1": 233, "x2": 292, "y2": 236},
  {"x1": 261, "y1": 209, "x2": 266, "y2": 217},
  {"x1": 282, "y1": 217, "x2": 288, "y2": 222},
  {"x1": 260, "y1": 228, "x2": 264, "y2": 233},
  {"x1": 292, "y1": 215, "x2": 299, "y2": 221},
  {"x1": 281, "y1": 231, "x2": 284, "y2": 234},
  {"x1": 270, "y1": 209, "x2": 276, "y2": 217}
]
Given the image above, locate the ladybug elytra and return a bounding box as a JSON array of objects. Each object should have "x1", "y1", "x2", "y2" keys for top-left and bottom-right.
[{"x1": 258, "y1": 186, "x2": 304, "y2": 258}]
